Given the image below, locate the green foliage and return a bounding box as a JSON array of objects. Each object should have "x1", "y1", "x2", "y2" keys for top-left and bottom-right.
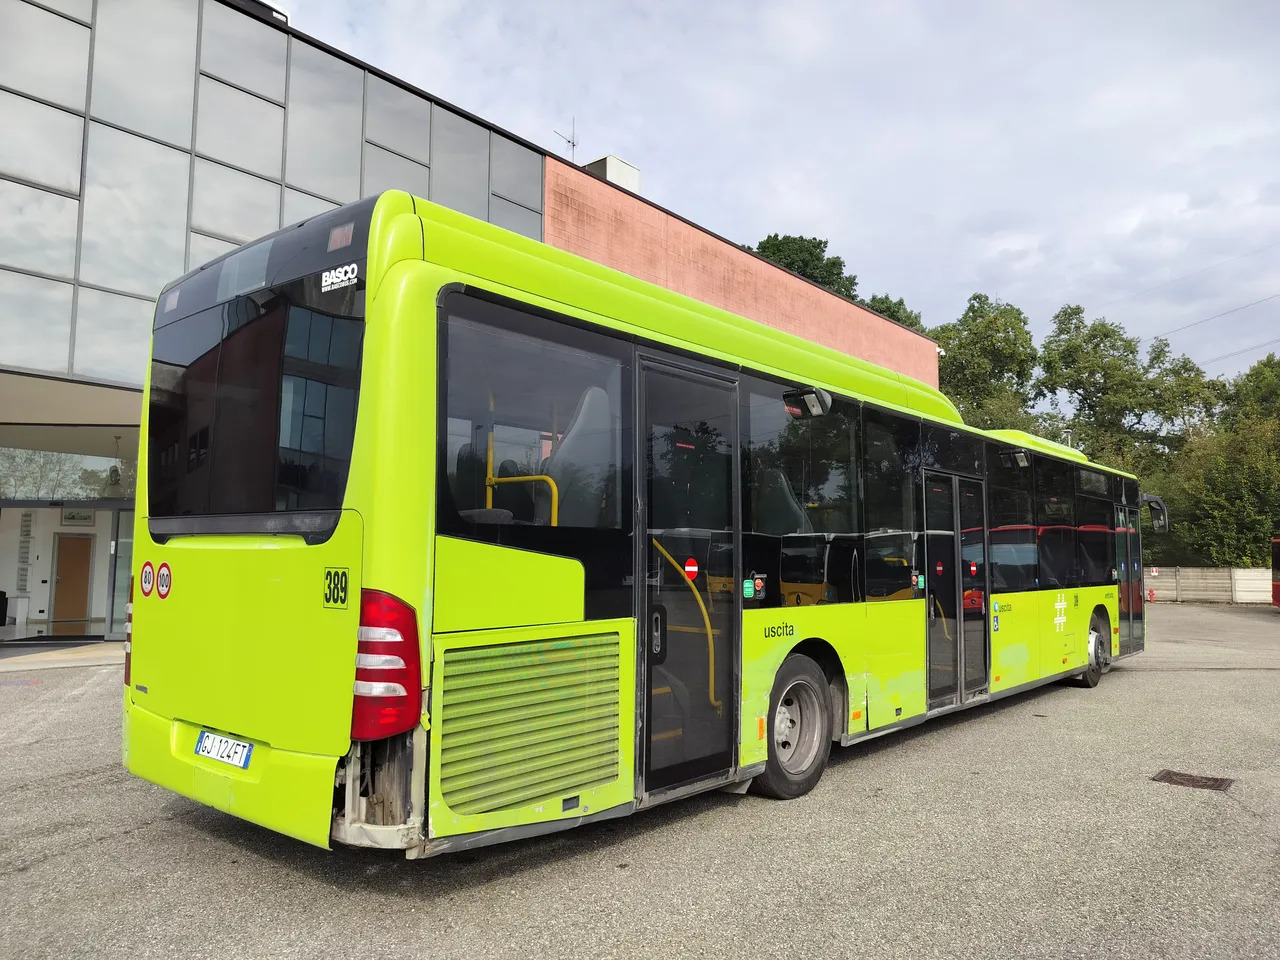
[
  {"x1": 1222, "y1": 352, "x2": 1280, "y2": 424},
  {"x1": 1155, "y1": 417, "x2": 1280, "y2": 567},
  {"x1": 860, "y1": 293, "x2": 926, "y2": 332},
  {"x1": 754, "y1": 234, "x2": 857, "y2": 300},
  {"x1": 933, "y1": 294, "x2": 1038, "y2": 429}
]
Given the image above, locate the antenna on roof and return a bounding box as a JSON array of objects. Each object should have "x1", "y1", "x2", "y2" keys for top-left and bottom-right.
[{"x1": 554, "y1": 117, "x2": 578, "y2": 163}]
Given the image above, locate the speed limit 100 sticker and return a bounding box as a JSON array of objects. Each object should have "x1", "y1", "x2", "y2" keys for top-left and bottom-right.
[
  {"x1": 139, "y1": 561, "x2": 155, "y2": 597},
  {"x1": 156, "y1": 562, "x2": 172, "y2": 599}
]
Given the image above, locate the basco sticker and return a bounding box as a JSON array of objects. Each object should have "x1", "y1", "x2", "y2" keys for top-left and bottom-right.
[
  {"x1": 684, "y1": 557, "x2": 699, "y2": 580},
  {"x1": 139, "y1": 561, "x2": 155, "y2": 597},
  {"x1": 156, "y1": 562, "x2": 172, "y2": 600}
]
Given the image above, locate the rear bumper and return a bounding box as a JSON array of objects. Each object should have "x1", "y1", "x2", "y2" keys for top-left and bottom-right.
[{"x1": 123, "y1": 692, "x2": 339, "y2": 848}]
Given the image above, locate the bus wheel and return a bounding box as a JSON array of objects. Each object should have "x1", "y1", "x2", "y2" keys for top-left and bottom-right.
[
  {"x1": 752, "y1": 654, "x2": 832, "y2": 799},
  {"x1": 1078, "y1": 612, "x2": 1109, "y2": 688}
]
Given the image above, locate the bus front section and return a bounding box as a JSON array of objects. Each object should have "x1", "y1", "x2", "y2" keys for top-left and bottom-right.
[{"x1": 123, "y1": 193, "x2": 425, "y2": 851}]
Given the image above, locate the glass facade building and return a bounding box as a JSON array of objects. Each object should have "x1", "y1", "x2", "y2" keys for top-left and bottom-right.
[
  {"x1": 0, "y1": 0, "x2": 545, "y2": 639},
  {"x1": 0, "y1": 0, "x2": 544, "y2": 391}
]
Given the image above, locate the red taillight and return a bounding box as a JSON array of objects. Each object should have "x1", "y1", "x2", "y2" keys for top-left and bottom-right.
[
  {"x1": 123, "y1": 575, "x2": 134, "y2": 687},
  {"x1": 351, "y1": 589, "x2": 422, "y2": 741}
]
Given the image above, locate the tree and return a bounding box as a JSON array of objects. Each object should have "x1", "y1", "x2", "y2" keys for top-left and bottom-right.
[
  {"x1": 1222, "y1": 352, "x2": 1280, "y2": 425},
  {"x1": 932, "y1": 293, "x2": 1038, "y2": 429},
  {"x1": 859, "y1": 293, "x2": 925, "y2": 333},
  {"x1": 754, "y1": 234, "x2": 857, "y2": 300},
  {"x1": 1157, "y1": 416, "x2": 1280, "y2": 567},
  {"x1": 1036, "y1": 304, "x2": 1218, "y2": 460}
]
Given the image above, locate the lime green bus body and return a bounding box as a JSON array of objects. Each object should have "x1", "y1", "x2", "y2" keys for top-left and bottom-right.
[{"x1": 124, "y1": 191, "x2": 1148, "y2": 854}]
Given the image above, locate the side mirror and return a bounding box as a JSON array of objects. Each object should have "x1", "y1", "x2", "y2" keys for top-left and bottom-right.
[{"x1": 1142, "y1": 494, "x2": 1169, "y2": 534}]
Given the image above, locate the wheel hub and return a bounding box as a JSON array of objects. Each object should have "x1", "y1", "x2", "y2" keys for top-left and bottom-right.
[{"x1": 773, "y1": 679, "x2": 822, "y2": 775}]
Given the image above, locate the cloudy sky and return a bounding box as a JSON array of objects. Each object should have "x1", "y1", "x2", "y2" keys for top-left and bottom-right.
[{"x1": 295, "y1": 0, "x2": 1280, "y2": 376}]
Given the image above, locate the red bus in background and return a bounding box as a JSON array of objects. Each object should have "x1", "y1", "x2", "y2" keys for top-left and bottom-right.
[{"x1": 1272, "y1": 537, "x2": 1279, "y2": 609}]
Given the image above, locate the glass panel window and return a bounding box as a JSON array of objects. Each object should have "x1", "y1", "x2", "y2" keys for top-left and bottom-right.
[
  {"x1": 438, "y1": 291, "x2": 632, "y2": 619},
  {"x1": 430, "y1": 108, "x2": 489, "y2": 220},
  {"x1": 188, "y1": 231, "x2": 238, "y2": 271},
  {"x1": 922, "y1": 425, "x2": 984, "y2": 476},
  {"x1": 490, "y1": 135, "x2": 542, "y2": 211},
  {"x1": 0, "y1": 0, "x2": 90, "y2": 109},
  {"x1": 742, "y1": 377, "x2": 861, "y2": 607},
  {"x1": 489, "y1": 195, "x2": 541, "y2": 240},
  {"x1": 362, "y1": 143, "x2": 429, "y2": 199},
  {"x1": 90, "y1": 0, "x2": 197, "y2": 146},
  {"x1": 862, "y1": 406, "x2": 922, "y2": 601},
  {"x1": 364, "y1": 75, "x2": 430, "y2": 163},
  {"x1": 149, "y1": 280, "x2": 364, "y2": 518},
  {"x1": 0, "y1": 179, "x2": 78, "y2": 277},
  {"x1": 986, "y1": 443, "x2": 1037, "y2": 592},
  {"x1": 0, "y1": 90, "x2": 83, "y2": 192},
  {"x1": 1078, "y1": 467, "x2": 1109, "y2": 497},
  {"x1": 285, "y1": 41, "x2": 362, "y2": 202},
  {"x1": 72, "y1": 287, "x2": 154, "y2": 385},
  {"x1": 0, "y1": 268, "x2": 71, "y2": 373},
  {"x1": 1035, "y1": 456, "x2": 1076, "y2": 588},
  {"x1": 1076, "y1": 495, "x2": 1115, "y2": 588},
  {"x1": 282, "y1": 188, "x2": 337, "y2": 225},
  {"x1": 80, "y1": 123, "x2": 188, "y2": 297},
  {"x1": 0, "y1": 448, "x2": 132, "y2": 499},
  {"x1": 192, "y1": 159, "x2": 280, "y2": 243},
  {"x1": 37, "y1": 0, "x2": 91, "y2": 21},
  {"x1": 200, "y1": 0, "x2": 287, "y2": 102},
  {"x1": 195, "y1": 76, "x2": 284, "y2": 178}
]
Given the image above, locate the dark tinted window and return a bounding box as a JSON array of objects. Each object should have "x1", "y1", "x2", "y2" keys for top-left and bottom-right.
[
  {"x1": 154, "y1": 195, "x2": 377, "y2": 330},
  {"x1": 741, "y1": 377, "x2": 860, "y2": 607},
  {"x1": 1122, "y1": 477, "x2": 1139, "y2": 505},
  {"x1": 1035, "y1": 456, "x2": 1076, "y2": 587},
  {"x1": 437, "y1": 292, "x2": 633, "y2": 619},
  {"x1": 986, "y1": 444, "x2": 1037, "y2": 591},
  {"x1": 923, "y1": 425, "x2": 984, "y2": 476},
  {"x1": 148, "y1": 277, "x2": 364, "y2": 518},
  {"x1": 1078, "y1": 467, "x2": 1109, "y2": 497},
  {"x1": 862, "y1": 407, "x2": 921, "y2": 601},
  {"x1": 1076, "y1": 496, "x2": 1115, "y2": 587}
]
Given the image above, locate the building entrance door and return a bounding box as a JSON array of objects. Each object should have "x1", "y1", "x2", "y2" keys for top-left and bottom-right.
[{"x1": 51, "y1": 534, "x2": 93, "y2": 636}]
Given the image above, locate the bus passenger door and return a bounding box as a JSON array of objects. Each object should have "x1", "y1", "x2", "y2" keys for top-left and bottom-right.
[
  {"x1": 1128, "y1": 506, "x2": 1144, "y2": 652},
  {"x1": 924, "y1": 472, "x2": 960, "y2": 708},
  {"x1": 1115, "y1": 505, "x2": 1132, "y2": 655},
  {"x1": 640, "y1": 361, "x2": 738, "y2": 794},
  {"x1": 958, "y1": 478, "x2": 989, "y2": 700}
]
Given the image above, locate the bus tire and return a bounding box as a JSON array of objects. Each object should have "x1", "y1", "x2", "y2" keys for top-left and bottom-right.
[
  {"x1": 752, "y1": 654, "x2": 832, "y2": 799},
  {"x1": 1077, "y1": 611, "x2": 1109, "y2": 688}
]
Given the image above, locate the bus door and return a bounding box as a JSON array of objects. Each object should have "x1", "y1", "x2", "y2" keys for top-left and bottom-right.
[
  {"x1": 1115, "y1": 505, "x2": 1132, "y2": 655},
  {"x1": 924, "y1": 472, "x2": 990, "y2": 708},
  {"x1": 640, "y1": 360, "x2": 739, "y2": 795},
  {"x1": 1127, "y1": 506, "x2": 1144, "y2": 652}
]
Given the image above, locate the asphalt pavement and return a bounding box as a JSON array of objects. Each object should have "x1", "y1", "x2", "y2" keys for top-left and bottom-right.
[{"x1": 1, "y1": 604, "x2": 1278, "y2": 960}]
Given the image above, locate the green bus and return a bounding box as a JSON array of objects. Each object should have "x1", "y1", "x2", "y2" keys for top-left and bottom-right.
[{"x1": 123, "y1": 190, "x2": 1168, "y2": 856}]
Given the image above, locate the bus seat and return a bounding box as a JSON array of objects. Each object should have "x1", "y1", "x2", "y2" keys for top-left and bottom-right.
[
  {"x1": 755, "y1": 468, "x2": 813, "y2": 535},
  {"x1": 536, "y1": 386, "x2": 613, "y2": 527},
  {"x1": 454, "y1": 443, "x2": 484, "y2": 512},
  {"x1": 495, "y1": 458, "x2": 535, "y2": 522}
]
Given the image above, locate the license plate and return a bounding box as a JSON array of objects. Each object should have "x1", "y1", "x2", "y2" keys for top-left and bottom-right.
[{"x1": 194, "y1": 731, "x2": 253, "y2": 769}]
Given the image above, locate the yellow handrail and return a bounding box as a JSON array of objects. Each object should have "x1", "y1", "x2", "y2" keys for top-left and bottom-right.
[
  {"x1": 488, "y1": 474, "x2": 560, "y2": 526},
  {"x1": 650, "y1": 537, "x2": 722, "y2": 715},
  {"x1": 483, "y1": 392, "x2": 559, "y2": 524}
]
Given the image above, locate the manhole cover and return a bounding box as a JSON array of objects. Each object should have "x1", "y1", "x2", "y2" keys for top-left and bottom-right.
[{"x1": 1151, "y1": 769, "x2": 1233, "y2": 792}]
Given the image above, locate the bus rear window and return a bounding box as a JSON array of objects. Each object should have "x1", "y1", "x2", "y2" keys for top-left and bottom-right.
[{"x1": 148, "y1": 276, "x2": 364, "y2": 520}]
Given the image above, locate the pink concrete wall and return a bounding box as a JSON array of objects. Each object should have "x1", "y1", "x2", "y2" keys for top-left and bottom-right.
[{"x1": 542, "y1": 158, "x2": 939, "y2": 388}]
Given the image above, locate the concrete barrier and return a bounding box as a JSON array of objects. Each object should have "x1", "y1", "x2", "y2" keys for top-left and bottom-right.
[{"x1": 1145, "y1": 567, "x2": 1273, "y2": 603}]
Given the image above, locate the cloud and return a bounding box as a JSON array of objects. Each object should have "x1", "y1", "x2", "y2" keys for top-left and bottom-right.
[{"x1": 294, "y1": 0, "x2": 1280, "y2": 374}]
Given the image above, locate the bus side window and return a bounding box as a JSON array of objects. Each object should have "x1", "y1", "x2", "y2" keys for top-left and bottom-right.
[
  {"x1": 741, "y1": 377, "x2": 861, "y2": 607},
  {"x1": 1034, "y1": 456, "x2": 1077, "y2": 588},
  {"x1": 862, "y1": 406, "x2": 921, "y2": 602},
  {"x1": 986, "y1": 442, "x2": 1036, "y2": 592}
]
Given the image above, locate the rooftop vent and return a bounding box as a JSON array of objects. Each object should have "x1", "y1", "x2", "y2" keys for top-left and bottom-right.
[{"x1": 584, "y1": 155, "x2": 640, "y2": 195}]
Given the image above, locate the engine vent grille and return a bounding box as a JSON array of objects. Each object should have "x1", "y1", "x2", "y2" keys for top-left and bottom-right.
[{"x1": 440, "y1": 632, "x2": 621, "y2": 815}]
